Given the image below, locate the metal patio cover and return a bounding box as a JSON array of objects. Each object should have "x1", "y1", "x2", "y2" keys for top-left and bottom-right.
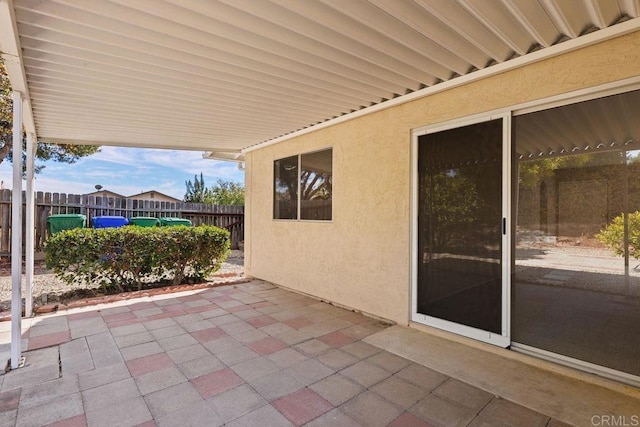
[{"x1": 1, "y1": 0, "x2": 639, "y2": 159}]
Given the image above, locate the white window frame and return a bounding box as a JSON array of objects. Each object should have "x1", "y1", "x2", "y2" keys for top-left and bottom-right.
[{"x1": 273, "y1": 147, "x2": 333, "y2": 222}]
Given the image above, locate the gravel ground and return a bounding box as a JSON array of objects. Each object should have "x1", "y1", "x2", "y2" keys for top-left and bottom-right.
[{"x1": 0, "y1": 250, "x2": 245, "y2": 311}]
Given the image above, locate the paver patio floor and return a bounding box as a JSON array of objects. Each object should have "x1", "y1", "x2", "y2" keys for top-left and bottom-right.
[{"x1": 0, "y1": 280, "x2": 566, "y2": 426}]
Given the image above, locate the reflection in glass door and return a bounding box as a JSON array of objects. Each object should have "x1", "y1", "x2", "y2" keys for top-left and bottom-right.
[
  {"x1": 414, "y1": 116, "x2": 509, "y2": 345},
  {"x1": 512, "y1": 89, "x2": 640, "y2": 381}
]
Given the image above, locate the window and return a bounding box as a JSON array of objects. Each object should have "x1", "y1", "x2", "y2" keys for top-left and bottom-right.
[
  {"x1": 273, "y1": 156, "x2": 298, "y2": 220},
  {"x1": 273, "y1": 148, "x2": 332, "y2": 220}
]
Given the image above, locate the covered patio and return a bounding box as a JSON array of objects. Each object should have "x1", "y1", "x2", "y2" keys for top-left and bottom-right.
[
  {"x1": 1, "y1": 1, "x2": 640, "y2": 425},
  {"x1": 0, "y1": 279, "x2": 570, "y2": 427}
]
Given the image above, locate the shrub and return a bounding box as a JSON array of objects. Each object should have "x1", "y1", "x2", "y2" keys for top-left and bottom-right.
[
  {"x1": 596, "y1": 211, "x2": 640, "y2": 259},
  {"x1": 44, "y1": 225, "x2": 230, "y2": 292}
]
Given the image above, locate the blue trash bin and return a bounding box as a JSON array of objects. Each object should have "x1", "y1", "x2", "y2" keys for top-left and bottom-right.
[{"x1": 92, "y1": 216, "x2": 129, "y2": 228}]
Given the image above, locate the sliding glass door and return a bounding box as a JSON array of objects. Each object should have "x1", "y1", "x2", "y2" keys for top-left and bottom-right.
[
  {"x1": 412, "y1": 88, "x2": 640, "y2": 382},
  {"x1": 413, "y1": 115, "x2": 510, "y2": 346},
  {"x1": 512, "y1": 89, "x2": 640, "y2": 380}
]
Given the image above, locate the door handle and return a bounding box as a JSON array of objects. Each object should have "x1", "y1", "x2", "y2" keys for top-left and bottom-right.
[{"x1": 502, "y1": 218, "x2": 506, "y2": 235}]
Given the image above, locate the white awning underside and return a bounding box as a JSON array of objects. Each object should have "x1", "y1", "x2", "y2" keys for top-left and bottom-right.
[{"x1": 1, "y1": 0, "x2": 639, "y2": 158}]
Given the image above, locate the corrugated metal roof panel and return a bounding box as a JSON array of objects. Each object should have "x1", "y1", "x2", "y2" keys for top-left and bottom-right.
[{"x1": 1, "y1": 0, "x2": 638, "y2": 153}]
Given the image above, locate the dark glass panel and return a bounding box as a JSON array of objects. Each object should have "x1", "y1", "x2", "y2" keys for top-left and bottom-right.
[
  {"x1": 418, "y1": 119, "x2": 503, "y2": 334},
  {"x1": 513, "y1": 89, "x2": 640, "y2": 376},
  {"x1": 273, "y1": 155, "x2": 298, "y2": 219},
  {"x1": 300, "y1": 149, "x2": 332, "y2": 221}
]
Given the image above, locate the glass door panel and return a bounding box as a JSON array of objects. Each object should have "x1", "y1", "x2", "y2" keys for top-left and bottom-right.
[
  {"x1": 416, "y1": 118, "x2": 505, "y2": 338},
  {"x1": 512, "y1": 89, "x2": 640, "y2": 378}
]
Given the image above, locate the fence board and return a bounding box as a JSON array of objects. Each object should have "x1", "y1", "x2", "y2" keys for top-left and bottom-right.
[{"x1": 0, "y1": 190, "x2": 244, "y2": 253}]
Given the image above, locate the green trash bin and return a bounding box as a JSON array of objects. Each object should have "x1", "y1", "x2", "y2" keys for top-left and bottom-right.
[
  {"x1": 129, "y1": 217, "x2": 160, "y2": 227},
  {"x1": 47, "y1": 214, "x2": 86, "y2": 235},
  {"x1": 160, "y1": 217, "x2": 192, "y2": 227}
]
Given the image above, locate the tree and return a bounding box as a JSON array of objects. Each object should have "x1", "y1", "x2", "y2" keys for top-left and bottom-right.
[
  {"x1": 421, "y1": 171, "x2": 481, "y2": 251},
  {"x1": 184, "y1": 173, "x2": 212, "y2": 203},
  {"x1": 183, "y1": 174, "x2": 244, "y2": 206},
  {"x1": 210, "y1": 179, "x2": 244, "y2": 206},
  {"x1": 1, "y1": 58, "x2": 99, "y2": 173}
]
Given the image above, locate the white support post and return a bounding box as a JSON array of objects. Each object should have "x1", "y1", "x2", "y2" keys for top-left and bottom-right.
[
  {"x1": 10, "y1": 91, "x2": 23, "y2": 370},
  {"x1": 25, "y1": 133, "x2": 35, "y2": 318}
]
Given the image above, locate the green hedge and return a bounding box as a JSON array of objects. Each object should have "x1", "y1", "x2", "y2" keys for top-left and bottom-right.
[
  {"x1": 44, "y1": 225, "x2": 230, "y2": 292},
  {"x1": 596, "y1": 211, "x2": 640, "y2": 259}
]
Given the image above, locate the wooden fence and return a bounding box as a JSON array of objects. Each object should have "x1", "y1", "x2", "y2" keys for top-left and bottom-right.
[{"x1": 0, "y1": 190, "x2": 244, "y2": 254}]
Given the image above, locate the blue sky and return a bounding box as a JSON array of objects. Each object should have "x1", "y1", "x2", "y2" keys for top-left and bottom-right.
[{"x1": 0, "y1": 146, "x2": 245, "y2": 200}]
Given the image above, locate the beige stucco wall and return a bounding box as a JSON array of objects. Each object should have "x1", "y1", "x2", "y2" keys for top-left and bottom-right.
[{"x1": 245, "y1": 31, "x2": 640, "y2": 325}]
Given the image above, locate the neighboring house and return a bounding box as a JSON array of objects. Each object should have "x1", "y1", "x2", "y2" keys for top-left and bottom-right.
[
  {"x1": 85, "y1": 190, "x2": 125, "y2": 199},
  {"x1": 127, "y1": 191, "x2": 181, "y2": 204},
  {"x1": 85, "y1": 190, "x2": 181, "y2": 203}
]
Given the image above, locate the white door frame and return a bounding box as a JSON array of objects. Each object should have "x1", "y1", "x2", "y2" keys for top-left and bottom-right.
[{"x1": 410, "y1": 111, "x2": 511, "y2": 347}]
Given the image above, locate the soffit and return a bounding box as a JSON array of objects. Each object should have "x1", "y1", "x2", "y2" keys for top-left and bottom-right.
[{"x1": 2, "y1": 0, "x2": 639, "y2": 153}]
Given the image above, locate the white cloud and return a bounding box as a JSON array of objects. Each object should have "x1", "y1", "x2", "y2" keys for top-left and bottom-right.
[
  {"x1": 81, "y1": 147, "x2": 244, "y2": 182},
  {"x1": 0, "y1": 146, "x2": 244, "y2": 199}
]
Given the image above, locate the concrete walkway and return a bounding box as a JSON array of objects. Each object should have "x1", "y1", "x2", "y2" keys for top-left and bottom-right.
[{"x1": 0, "y1": 280, "x2": 568, "y2": 426}]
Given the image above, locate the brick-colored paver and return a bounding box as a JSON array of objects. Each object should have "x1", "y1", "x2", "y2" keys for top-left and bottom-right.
[
  {"x1": 0, "y1": 280, "x2": 567, "y2": 427},
  {"x1": 318, "y1": 331, "x2": 357, "y2": 348},
  {"x1": 190, "y1": 326, "x2": 227, "y2": 343},
  {"x1": 247, "y1": 337, "x2": 287, "y2": 355},
  {"x1": 388, "y1": 412, "x2": 433, "y2": 427},
  {"x1": 126, "y1": 353, "x2": 174, "y2": 377},
  {"x1": 247, "y1": 315, "x2": 277, "y2": 328},
  {"x1": 273, "y1": 388, "x2": 332, "y2": 426},
  {"x1": 28, "y1": 331, "x2": 70, "y2": 350},
  {"x1": 46, "y1": 413, "x2": 88, "y2": 427},
  {"x1": 191, "y1": 368, "x2": 244, "y2": 398},
  {"x1": 0, "y1": 389, "x2": 20, "y2": 411}
]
